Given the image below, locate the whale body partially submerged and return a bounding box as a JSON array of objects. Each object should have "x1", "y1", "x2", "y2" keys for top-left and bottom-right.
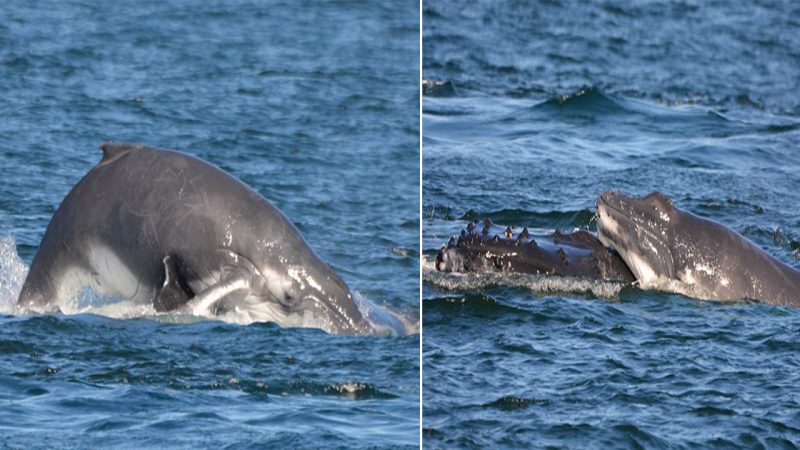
[
  {"x1": 436, "y1": 192, "x2": 800, "y2": 308},
  {"x1": 435, "y1": 219, "x2": 634, "y2": 282},
  {"x1": 18, "y1": 142, "x2": 371, "y2": 334},
  {"x1": 597, "y1": 191, "x2": 800, "y2": 307}
]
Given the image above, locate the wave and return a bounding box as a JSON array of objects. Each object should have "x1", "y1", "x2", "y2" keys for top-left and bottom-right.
[
  {"x1": 422, "y1": 78, "x2": 458, "y2": 98},
  {"x1": 535, "y1": 86, "x2": 630, "y2": 116},
  {"x1": 422, "y1": 293, "x2": 527, "y2": 317},
  {"x1": 529, "y1": 86, "x2": 736, "y2": 128},
  {"x1": 458, "y1": 208, "x2": 597, "y2": 230},
  {"x1": 171, "y1": 378, "x2": 398, "y2": 400},
  {"x1": 483, "y1": 395, "x2": 551, "y2": 411}
]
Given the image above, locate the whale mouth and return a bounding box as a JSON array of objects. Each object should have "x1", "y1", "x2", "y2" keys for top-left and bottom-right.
[{"x1": 596, "y1": 191, "x2": 675, "y2": 284}]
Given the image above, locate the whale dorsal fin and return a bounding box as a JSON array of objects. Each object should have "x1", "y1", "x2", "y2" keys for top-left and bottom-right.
[{"x1": 99, "y1": 141, "x2": 144, "y2": 165}]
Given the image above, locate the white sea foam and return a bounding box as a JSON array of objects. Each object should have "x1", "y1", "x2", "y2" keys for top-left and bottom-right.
[
  {"x1": 422, "y1": 257, "x2": 626, "y2": 299},
  {"x1": 0, "y1": 232, "x2": 28, "y2": 315}
]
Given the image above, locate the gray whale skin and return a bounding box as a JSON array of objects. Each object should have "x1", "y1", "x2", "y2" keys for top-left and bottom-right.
[{"x1": 18, "y1": 142, "x2": 370, "y2": 334}]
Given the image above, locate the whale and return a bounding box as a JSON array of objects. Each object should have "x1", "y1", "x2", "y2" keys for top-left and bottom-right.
[
  {"x1": 596, "y1": 191, "x2": 800, "y2": 307},
  {"x1": 18, "y1": 142, "x2": 371, "y2": 334},
  {"x1": 435, "y1": 219, "x2": 634, "y2": 282}
]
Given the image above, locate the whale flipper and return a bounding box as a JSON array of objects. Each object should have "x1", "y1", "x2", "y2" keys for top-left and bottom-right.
[
  {"x1": 185, "y1": 270, "x2": 252, "y2": 316},
  {"x1": 154, "y1": 255, "x2": 192, "y2": 312}
]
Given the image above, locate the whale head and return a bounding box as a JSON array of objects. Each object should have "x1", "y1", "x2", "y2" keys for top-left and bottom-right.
[{"x1": 596, "y1": 191, "x2": 678, "y2": 286}]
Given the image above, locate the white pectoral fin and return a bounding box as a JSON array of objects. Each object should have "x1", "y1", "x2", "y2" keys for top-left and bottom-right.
[{"x1": 186, "y1": 273, "x2": 250, "y2": 316}]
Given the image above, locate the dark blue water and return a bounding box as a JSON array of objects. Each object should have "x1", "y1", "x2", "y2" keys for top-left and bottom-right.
[
  {"x1": 0, "y1": 1, "x2": 419, "y2": 448},
  {"x1": 423, "y1": 1, "x2": 800, "y2": 448}
]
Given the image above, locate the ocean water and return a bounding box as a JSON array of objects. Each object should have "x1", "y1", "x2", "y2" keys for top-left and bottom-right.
[
  {"x1": 423, "y1": 0, "x2": 800, "y2": 448},
  {"x1": 0, "y1": 1, "x2": 419, "y2": 448}
]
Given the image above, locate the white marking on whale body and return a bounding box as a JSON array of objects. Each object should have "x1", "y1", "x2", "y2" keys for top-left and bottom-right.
[
  {"x1": 189, "y1": 277, "x2": 249, "y2": 316},
  {"x1": 680, "y1": 268, "x2": 696, "y2": 285},
  {"x1": 306, "y1": 274, "x2": 323, "y2": 293},
  {"x1": 485, "y1": 251, "x2": 517, "y2": 258},
  {"x1": 287, "y1": 266, "x2": 323, "y2": 294},
  {"x1": 261, "y1": 266, "x2": 293, "y2": 303},
  {"x1": 287, "y1": 266, "x2": 306, "y2": 290},
  {"x1": 227, "y1": 292, "x2": 291, "y2": 324},
  {"x1": 57, "y1": 266, "x2": 93, "y2": 306},
  {"x1": 627, "y1": 252, "x2": 658, "y2": 286},
  {"x1": 679, "y1": 263, "x2": 719, "y2": 291},
  {"x1": 599, "y1": 208, "x2": 621, "y2": 240},
  {"x1": 56, "y1": 244, "x2": 146, "y2": 309},
  {"x1": 87, "y1": 244, "x2": 142, "y2": 299},
  {"x1": 695, "y1": 263, "x2": 715, "y2": 277}
]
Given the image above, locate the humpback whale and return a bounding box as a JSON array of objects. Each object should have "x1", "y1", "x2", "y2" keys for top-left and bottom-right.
[
  {"x1": 435, "y1": 192, "x2": 800, "y2": 308},
  {"x1": 435, "y1": 219, "x2": 634, "y2": 282},
  {"x1": 597, "y1": 191, "x2": 800, "y2": 307},
  {"x1": 18, "y1": 142, "x2": 371, "y2": 334}
]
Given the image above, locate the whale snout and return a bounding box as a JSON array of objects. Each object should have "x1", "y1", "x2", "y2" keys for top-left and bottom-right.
[
  {"x1": 597, "y1": 190, "x2": 617, "y2": 206},
  {"x1": 597, "y1": 190, "x2": 634, "y2": 212}
]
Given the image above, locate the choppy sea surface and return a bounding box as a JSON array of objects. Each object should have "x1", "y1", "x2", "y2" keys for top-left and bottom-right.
[
  {"x1": 0, "y1": 1, "x2": 419, "y2": 448},
  {"x1": 423, "y1": 0, "x2": 800, "y2": 448}
]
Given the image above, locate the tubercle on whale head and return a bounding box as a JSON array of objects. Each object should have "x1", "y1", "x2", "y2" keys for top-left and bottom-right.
[
  {"x1": 435, "y1": 219, "x2": 551, "y2": 273},
  {"x1": 435, "y1": 219, "x2": 635, "y2": 281},
  {"x1": 598, "y1": 190, "x2": 678, "y2": 226}
]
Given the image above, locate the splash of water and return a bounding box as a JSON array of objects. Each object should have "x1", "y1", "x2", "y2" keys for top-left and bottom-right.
[{"x1": 0, "y1": 232, "x2": 28, "y2": 315}]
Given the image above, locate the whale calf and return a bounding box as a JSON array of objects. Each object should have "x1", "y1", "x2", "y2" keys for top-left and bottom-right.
[
  {"x1": 597, "y1": 191, "x2": 800, "y2": 307},
  {"x1": 18, "y1": 142, "x2": 370, "y2": 334},
  {"x1": 435, "y1": 219, "x2": 634, "y2": 282}
]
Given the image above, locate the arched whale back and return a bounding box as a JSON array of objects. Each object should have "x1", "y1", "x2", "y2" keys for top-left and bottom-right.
[{"x1": 18, "y1": 142, "x2": 368, "y2": 334}]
